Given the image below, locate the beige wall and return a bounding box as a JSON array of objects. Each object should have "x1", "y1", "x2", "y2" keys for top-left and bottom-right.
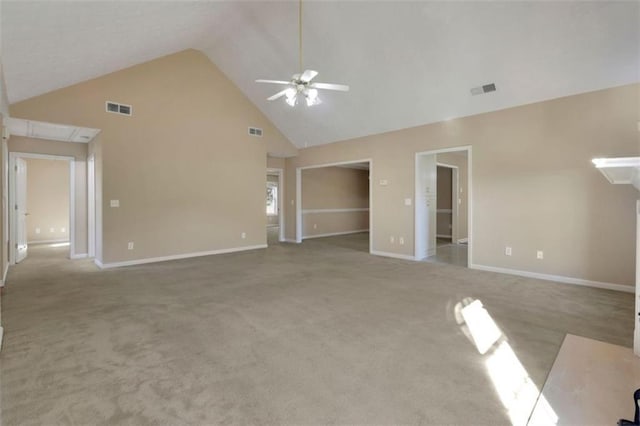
[
  {"x1": 285, "y1": 84, "x2": 639, "y2": 286},
  {"x1": 267, "y1": 156, "x2": 285, "y2": 169},
  {"x1": 437, "y1": 152, "x2": 469, "y2": 240},
  {"x1": 301, "y1": 166, "x2": 369, "y2": 238},
  {"x1": 25, "y1": 158, "x2": 69, "y2": 243},
  {"x1": 9, "y1": 136, "x2": 88, "y2": 255},
  {"x1": 11, "y1": 50, "x2": 296, "y2": 264}
]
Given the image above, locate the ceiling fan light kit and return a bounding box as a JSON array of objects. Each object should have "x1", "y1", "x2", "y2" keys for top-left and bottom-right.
[{"x1": 256, "y1": 0, "x2": 349, "y2": 107}]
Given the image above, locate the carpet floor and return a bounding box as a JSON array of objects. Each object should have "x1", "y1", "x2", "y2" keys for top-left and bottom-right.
[{"x1": 0, "y1": 233, "x2": 633, "y2": 425}]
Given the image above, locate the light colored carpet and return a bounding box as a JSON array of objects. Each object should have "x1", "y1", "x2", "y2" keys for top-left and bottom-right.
[{"x1": 0, "y1": 233, "x2": 633, "y2": 425}]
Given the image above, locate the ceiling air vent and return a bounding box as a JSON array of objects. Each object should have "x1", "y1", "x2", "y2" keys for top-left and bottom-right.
[
  {"x1": 470, "y1": 83, "x2": 497, "y2": 96},
  {"x1": 106, "y1": 101, "x2": 133, "y2": 116},
  {"x1": 248, "y1": 127, "x2": 263, "y2": 137}
]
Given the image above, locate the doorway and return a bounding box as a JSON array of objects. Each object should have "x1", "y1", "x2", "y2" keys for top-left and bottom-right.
[
  {"x1": 9, "y1": 153, "x2": 75, "y2": 263},
  {"x1": 266, "y1": 168, "x2": 284, "y2": 245},
  {"x1": 415, "y1": 147, "x2": 471, "y2": 267},
  {"x1": 296, "y1": 159, "x2": 372, "y2": 253}
]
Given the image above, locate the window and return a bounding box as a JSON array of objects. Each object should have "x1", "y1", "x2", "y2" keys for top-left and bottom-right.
[{"x1": 266, "y1": 182, "x2": 278, "y2": 216}]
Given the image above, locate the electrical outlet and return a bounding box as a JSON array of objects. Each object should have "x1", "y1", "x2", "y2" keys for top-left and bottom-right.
[
  {"x1": 35, "y1": 228, "x2": 40, "y2": 234},
  {"x1": 241, "y1": 232, "x2": 246, "y2": 239},
  {"x1": 50, "y1": 227, "x2": 55, "y2": 233},
  {"x1": 404, "y1": 198, "x2": 412, "y2": 206},
  {"x1": 110, "y1": 200, "x2": 120, "y2": 208},
  {"x1": 127, "y1": 242, "x2": 134, "y2": 250},
  {"x1": 537, "y1": 250, "x2": 544, "y2": 260},
  {"x1": 61, "y1": 227, "x2": 66, "y2": 233},
  {"x1": 399, "y1": 237, "x2": 405, "y2": 245},
  {"x1": 505, "y1": 246, "x2": 512, "y2": 256},
  {"x1": 390, "y1": 236, "x2": 395, "y2": 244}
]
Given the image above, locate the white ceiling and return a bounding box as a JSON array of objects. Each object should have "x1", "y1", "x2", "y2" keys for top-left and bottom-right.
[
  {"x1": 7, "y1": 118, "x2": 100, "y2": 143},
  {"x1": 2, "y1": 1, "x2": 639, "y2": 149}
]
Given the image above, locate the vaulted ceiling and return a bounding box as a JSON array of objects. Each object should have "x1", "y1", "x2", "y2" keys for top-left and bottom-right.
[{"x1": 2, "y1": 1, "x2": 639, "y2": 148}]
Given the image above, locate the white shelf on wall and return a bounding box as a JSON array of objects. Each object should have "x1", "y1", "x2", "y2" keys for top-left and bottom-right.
[{"x1": 592, "y1": 157, "x2": 640, "y2": 191}]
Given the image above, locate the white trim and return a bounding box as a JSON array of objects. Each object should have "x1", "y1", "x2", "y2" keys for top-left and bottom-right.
[
  {"x1": 0, "y1": 326, "x2": 4, "y2": 352},
  {"x1": 87, "y1": 153, "x2": 95, "y2": 258},
  {"x1": 370, "y1": 250, "x2": 417, "y2": 261},
  {"x1": 2, "y1": 263, "x2": 8, "y2": 285},
  {"x1": 303, "y1": 208, "x2": 369, "y2": 214},
  {"x1": 415, "y1": 146, "x2": 471, "y2": 266},
  {"x1": 28, "y1": 239, "x2": 69, "y2": 244},
  {"x1": 303, "y1": 229, "x2": 369, "y2": 239},
  {"x1": 296, "y1": 158, "x2": 373, "y2": 253},
  {"x1": 9, "y1": 152, "x2": 76, "y2": 264},
  {"x1": 70, "y1": 253, "x2": 88, "y2": 260},
  {"x1": 469, "y1": 263, "x2": 634, "y2": 293},
  {"x1": 436, "y1": 234, "x2": 452, "y2": 238},
  {"x1": 95, "y1": 244, "x2": 268, "y2": 269},
  {"x1": 69, "y1": 161, "x2": 76, "y2": 258},
  {"x1": 457, "y1": 238, "x2": 469, "y2": 244}
]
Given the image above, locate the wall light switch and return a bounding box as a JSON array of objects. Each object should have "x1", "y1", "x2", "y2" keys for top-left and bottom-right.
[
  {"x1": 313, "y1": 224, "x2": 317, "y2": 229},
  {"x1": 50, "y1": 227, "x2": 55, "y2": 233},
  {"x1": 399, "y1": 237, "x2": 405, "y2": 245},
  {"x1": 110, "y1": 200, "x2": 120, "y2": 208},
  {"x1": 379, "y1": 179, "x2": 389, "y2": 186},
  {"x1": 61, "y1": 227, "x2": 66, "y2": 233},
  {"x1": 241, "y1": 232, "x2": 246, "y2": 239},
  {"x1": 537, "y1": 250, "x2": 544, "y2": 260},
  {"x1": 390, "y1": 236, "x2": 395, "y2": 244},
  {"x1": 404, "y1": 198, "x2": 412, "y2": 206},
  {"x1": 127, "y1": 242, "x2": 134, "y2": 250},
  {"x1": 505, "y1": 246, "x2": 512, "y2": 256},
  {"x1": 35, "y1": 228, "x2": 40, "y2": 234}
]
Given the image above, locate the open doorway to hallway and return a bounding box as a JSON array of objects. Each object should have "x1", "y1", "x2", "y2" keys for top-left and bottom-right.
[
  {"x1": 415, "y1": 147, "x2": 470, "y2": 267},
  {"x1": 296, "y1": 160, "x2": 372, "y2": 253},
  {"x1": 266, "y1": 168, "x2": 284, "y2": 246},
  {"x1": 9, "y1": 153, "x2": 73, "y2": 263}
]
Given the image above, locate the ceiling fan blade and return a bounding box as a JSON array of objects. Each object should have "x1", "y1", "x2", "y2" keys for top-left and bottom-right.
[
  {"x1": 300, "y1": 69, "x2": 319, "y2": 83},
  {"x1": 267, "y1": 89, "x2": 290, "y2": 101},
  {"x1": 256, "y1": 79, "x2": 291, "y2": 85},
  {"x1": 310, "y1": 82, "x2": 350, "y2": 92}
]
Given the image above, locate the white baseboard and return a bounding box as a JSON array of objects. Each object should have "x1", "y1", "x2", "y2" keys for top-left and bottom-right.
[
  {"x1": 95, "y1": 244, "x2": 268, "y2": 269},
  {"x1": 371, "y1": 250, "x2": 416, "y2": 261},
  {"x1": 28, "y1": 239, "x2": 69, "y2": 244},
  {"x1": 303, "y1": 229, "x2": 369, "y2": 240},
  {"x1": 469, "y1": 263, "x2": 634, "y2": 293},
  {"x1": 457, "y1": 238, "x2": 469, "y2": 244},
  {"x1": 283, "y1": 239, "x2": 300, "y2": 243},
  {"x1": 70, "y1": 253, "x2": 88, "y2": 260},
  {"x1": 436, "y1": 234, "x2": 452, "y2": 239}
]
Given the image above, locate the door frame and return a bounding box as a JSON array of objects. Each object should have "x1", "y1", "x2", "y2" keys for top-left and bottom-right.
[
  {"x1": 266, "y1": 167, "x2": 285, "y2": 243},
  {"x1": 296, "y1": 158, "x2": 373, "y2": 254},
  {"x1": 415, "y1": 146, "x2": 472, "y2": 266},
  {"x1": 9, "y1": 152, "x2": 75, "y2": 264},
  {"x1": 436, "y1": 162, "x2": 459, "y2": 242}
]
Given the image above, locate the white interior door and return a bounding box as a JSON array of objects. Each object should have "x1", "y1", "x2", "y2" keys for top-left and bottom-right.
[
  {"x1": 15, "y1": 157, "x2": 28, "y2": 263},
  {"x1": 635, "y1": 200, "x2": 639, "y2": 356},
  {"x1": 415, "y1": 154, "x2": 437, "y2": 259}
]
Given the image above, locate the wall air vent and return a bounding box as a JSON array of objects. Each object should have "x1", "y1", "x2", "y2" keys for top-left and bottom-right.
[
  {"x1": 470, "y1": 83, "x2": 497, "y2": 96},
  {"x1": 248, "y1": 127, "x2": 263, "y2": 137},
  {"x1": 106, "y1": 101, "x2": 133, "y2": 116}
]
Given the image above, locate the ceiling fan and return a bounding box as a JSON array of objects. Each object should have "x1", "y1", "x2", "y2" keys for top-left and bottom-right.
[{"x1": 255, "y1": 0, "x2": 349, "y2": 107}]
